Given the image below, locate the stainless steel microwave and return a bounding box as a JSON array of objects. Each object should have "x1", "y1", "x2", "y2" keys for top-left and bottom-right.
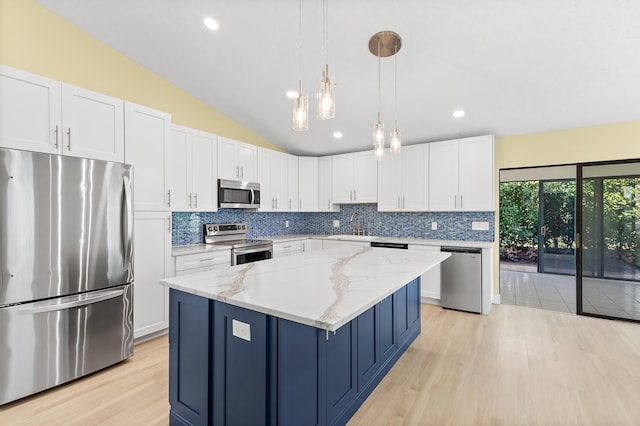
[{"x1": 218, "y1": 179, "x2": 261, "y2": 208}]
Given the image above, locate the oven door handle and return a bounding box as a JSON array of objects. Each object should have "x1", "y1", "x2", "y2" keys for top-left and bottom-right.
[{"x1": 234, "y1": 246, "x2": 273, "y2": 256}]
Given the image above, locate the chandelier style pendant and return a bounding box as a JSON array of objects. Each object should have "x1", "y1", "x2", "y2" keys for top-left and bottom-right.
[{"x1": 368, "y1": 31, "x2": 402, "y2": 160}]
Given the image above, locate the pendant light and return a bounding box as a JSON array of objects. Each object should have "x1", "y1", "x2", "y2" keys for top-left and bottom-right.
[
  {"x1": 293, "y1": 0, "x2": 308, "y2": 131},
  {"x1": 316, "y1": 0, "x2": 335, "y2": 120},
  {"x1": 389, "y1": 42, "x2": 401, "y2": 153},
  {"x1": 369, "y1": 31, "x2": 402, "y2": 161}
]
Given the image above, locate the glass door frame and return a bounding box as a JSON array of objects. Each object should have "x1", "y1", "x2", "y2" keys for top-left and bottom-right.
[{"x1": 576, "y1": 158, "x2": 640, "y2": 322}]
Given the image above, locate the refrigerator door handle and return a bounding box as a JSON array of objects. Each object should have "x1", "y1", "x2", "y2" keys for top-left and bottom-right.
[
  {"x1": 123, "y1": 176, "x2": 133, "y2": 268},
  {"x1": 10, "y1": 288, "x2": 125, "y2": 314}
]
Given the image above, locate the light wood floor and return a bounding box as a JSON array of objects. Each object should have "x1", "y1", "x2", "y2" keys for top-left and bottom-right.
[{"x1": 1, "y1": 304, "x2": 639, "y2": 425}]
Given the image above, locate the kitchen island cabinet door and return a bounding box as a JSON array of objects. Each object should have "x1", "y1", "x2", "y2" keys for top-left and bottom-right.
[
  {"x1": 213, "y1": 303, "x2": 272, "y2": 426},
  {"x1": 323, "y1": 320, "x2": 358, "y2": 425},
  {"x1": 168, "y1": 289, "x2": 211, "y2": 426}
]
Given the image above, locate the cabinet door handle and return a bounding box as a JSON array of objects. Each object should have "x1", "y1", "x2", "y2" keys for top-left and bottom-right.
[
  {"x1": 350, "y1": 190, "x2": 353, "y2": 201},
  {"x1": 327, "y1": 200, "x2": 330, "y2": 210},
  {"x1": 289, "y1": 199, "x2": 291, "y2": 209},
  {"x1": 240, "y1": 165, "x2": 244, "y2": 178},
  {"x1": 194, "y1": 193, "x2": 198, "y2": 208},
  {"x1": 167, "y1": 189, "x2": 172, "y2": 207},
  {"x1": 403, "y1": 197, "x2": 406, "y2": 209},
  {"x1": 454, "y1": 195, "x2": 457, "y2": 209},
  {"x1": 66, "y1": 128, "x2": 71, "y2": 150},
  {"x1": 398, "y1": 197, "x2": 400, "y2": 209},
  {"x1": 54, "y1": 125, "x2": 59, "y2": 149},
  {"x1": 236, "y1": 165, "x2": 240, "y2": 178},
  {"x1": 299, "y1": 199, "x2": 301, "y2": 210},
  {"x1": 460, "y1": 194, "x2": 463, "y2": 209},
  {"x1": 354, "y1": 190, "x2": 356, "y2": 201}
]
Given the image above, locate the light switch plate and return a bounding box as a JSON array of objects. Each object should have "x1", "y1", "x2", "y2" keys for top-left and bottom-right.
[
  {"x1": 285, "y1": 220, "x2": 290, "y2": 228},
  {"x1": 333, "y1": 220, "x2": 340, "y2": 228},
  {"x1": 232, "y1": 319, "x2": 251, "y2": 341},
  {"x1": 472, "y1": 221, "x2": 490, "y2": 231},
  {"x1": 431, "y1": 221, "x2": 438, "y2": 230}
]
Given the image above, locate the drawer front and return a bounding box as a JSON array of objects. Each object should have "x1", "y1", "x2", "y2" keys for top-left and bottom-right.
[
  {"x1": 273, "y1": 241, "x2": 302, "y2": 256},
  {"x1": 175, "y1": 250, "x2": 231, "y2": 272}
]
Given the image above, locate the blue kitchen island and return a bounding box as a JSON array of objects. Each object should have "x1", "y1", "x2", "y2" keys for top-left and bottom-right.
[{"x1": 161, "y1": 246, "x2": 450, "y2": 426}]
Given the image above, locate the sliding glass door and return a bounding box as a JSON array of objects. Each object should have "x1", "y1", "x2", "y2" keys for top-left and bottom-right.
[
  {"x1": 578, "y1": 161, "x2": 640, "y2": 321},
  {"x1": 538, "y1": 180, "x2": 576, "y2": 275}
]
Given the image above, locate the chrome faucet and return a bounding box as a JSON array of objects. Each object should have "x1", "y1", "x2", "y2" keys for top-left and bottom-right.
[{"x1": 350, "y1": 211, "x2": 364, "y2": 235}]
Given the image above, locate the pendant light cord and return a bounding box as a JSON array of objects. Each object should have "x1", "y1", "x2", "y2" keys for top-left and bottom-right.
[
  {"x1": 377, "y1": 40, "x2": 381, "y2": 121},
  {"x1": 394, "y1": 43, "x2": 398, "y2": 127},
  {"x1": 298, "y1": 0, "x2": 303, "y2": 91}
]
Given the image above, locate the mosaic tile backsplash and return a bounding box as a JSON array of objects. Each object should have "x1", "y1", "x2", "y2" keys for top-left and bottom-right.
[{"x1": 172, "y1": 204, "x2": 494, "y2": 246}]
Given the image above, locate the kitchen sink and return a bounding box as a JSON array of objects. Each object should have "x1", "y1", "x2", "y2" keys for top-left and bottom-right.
[{"x1": 325, "y1": 234, "x2": 380, "y2": 242}]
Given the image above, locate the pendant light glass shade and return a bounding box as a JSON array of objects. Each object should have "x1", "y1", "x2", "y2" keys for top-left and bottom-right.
[
  {"x1": 293, "y1": 86, "x2": 309, "y2": 131},
  {"x1": 374, "y1": 140, "x2": 385, "y2": 161},
  {"x1": 317, "y1": 64, "x2": 335, "y2": 120},
  {"x1": 373, "y1": 116, "x2": 385, "y2": 146},
  {"x1": 390, "y1": 127, "x2": 401, "y2": 152}
]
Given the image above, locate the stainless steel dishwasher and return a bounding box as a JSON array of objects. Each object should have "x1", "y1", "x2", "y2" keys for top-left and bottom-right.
[{"x1": 440, "y1": 246, "x2": 482, "y2": 313}]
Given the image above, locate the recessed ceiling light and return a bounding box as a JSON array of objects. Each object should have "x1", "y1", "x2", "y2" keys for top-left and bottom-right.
[
  {"x1": 333, "y1": 131, "x2": 343, "y2": 139},
  {"x1": 203, "y1": 17, "x2": 219, "y2": 31},
  {"x1": 286, "y1": 91, "x2": 298, "y2": 99},
  {"x1": 452, "y1": 110, "x2": 465, "y2": 118}
]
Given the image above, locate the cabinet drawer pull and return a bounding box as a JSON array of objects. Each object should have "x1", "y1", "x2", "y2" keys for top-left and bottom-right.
[
  {"x1": 66, "y1": 128, "x2": 71, "y2": 150},
  {"x1": 54, "y1": 125, "x2": 59, "y2": 149}
]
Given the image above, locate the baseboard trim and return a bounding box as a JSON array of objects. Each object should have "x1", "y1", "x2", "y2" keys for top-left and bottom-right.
[
  {"x1": 421, "y1": 296, "x2": 441, "y2": 306},
  {"x1": 492, "y1": 294, "x2": 501, "y2": 304}
]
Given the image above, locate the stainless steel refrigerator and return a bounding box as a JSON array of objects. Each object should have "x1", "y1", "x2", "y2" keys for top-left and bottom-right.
[{"x1": 0, "y1": 148, "x2": 134, "y2": 405}]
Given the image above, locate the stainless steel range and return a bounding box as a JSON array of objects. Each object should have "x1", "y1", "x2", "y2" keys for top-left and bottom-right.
[{"x1": 204, "y1": 223, "x2": 273, "y2": 265}]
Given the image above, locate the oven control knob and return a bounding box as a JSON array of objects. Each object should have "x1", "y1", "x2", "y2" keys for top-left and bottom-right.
[
  {"x1": 213, "y1": 226, "x2": 219, "y2": 232},
  {"x1": 207, "y1": 226, "x2": 213, "y2": 232},
  {"x1": 241, "y1": 224, "x2": 246, "y2": 230}
]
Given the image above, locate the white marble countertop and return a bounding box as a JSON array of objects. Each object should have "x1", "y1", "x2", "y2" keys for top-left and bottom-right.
[
  {"x1": 173, "y1": 234, "x2": 493, "y2": 256},
  {"x1": 162, "y1": 246, "x2": 450, "y2": 331}
]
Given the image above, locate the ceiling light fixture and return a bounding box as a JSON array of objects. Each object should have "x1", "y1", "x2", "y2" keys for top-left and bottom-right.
[
  {"x1": 453, "y1": 110, "x2": 465, "y2": 118},
  {"x1": 286, "y1": 90, "x2": 298, "y2": 99},
  {"x1": 316, "y1": 0, "x2": 335, "y2": 120},
  {"x1": 203, "y1": 17, "x2": 219, "y2": 31},
  {"x1": 369, "y1": 31, "x2": 402, "y2": 161},
  {"x1": 333, "y1": 131, "x2": 343, "y2": 139},
  {"x1": 293, "y1": 0, "x2": 308, "y2": 131}
]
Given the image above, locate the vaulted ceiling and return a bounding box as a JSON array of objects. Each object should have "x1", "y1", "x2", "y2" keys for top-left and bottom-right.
[{"x1": 37, "y1": 0, "x2": 640, "y2": 156}]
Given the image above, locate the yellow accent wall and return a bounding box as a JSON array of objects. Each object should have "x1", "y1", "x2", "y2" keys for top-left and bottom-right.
[
  {"x1": 493, "y1": 120, "x2": 640, "y2": 295},
  {"x1": 0, "y1": 0, "x2": 282, "y2": 151}
]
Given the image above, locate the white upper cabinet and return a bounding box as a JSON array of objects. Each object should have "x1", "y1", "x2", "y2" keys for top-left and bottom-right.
[
  {"x1": 318, "y1": 156, "x2": 340, "y2": 212},
  {"x1": 287, "y1": 154, "x2": 299, "y2": 211},
  {"x1": 429, "y1": 135, "x2": 494, "y2": 211},
  {"x1": 60, "y1": 84, "x2": 124, "y2": 162},
  {"x1": 168, "y1": 125, "x2": 217, "y2": 212},
  {"x1": 124, "y1": 101, "x2": 171, "y2": 211},
  {"x1": 217, "y1": 136, "x2": 257, "y2": 182},
  {"x1": 458, "y1": 136, "x2": 495, "y2": 211},
  {"x1": 0, "y1": 65, "x2": 124, "y2": 162},
  {"x1": 0, "y1": 65, "x2": 61, "y2": 153},
  {"x1": 258, "y1": 148, "x2": 288, "y2": 212},
  {"x1": 332, "y1": 151, "x2": 377, "y2": 203},
  {"x1": 298, "y1": 157, "x2": 318, "y2": 212},
  {"x1": 378, "y1": 144, "x2": 429, "y2": 212}
]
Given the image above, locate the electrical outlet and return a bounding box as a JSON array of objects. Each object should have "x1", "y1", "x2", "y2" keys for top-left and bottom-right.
[
  {"x1": 431, "y1": 221, "x2": 438, "y2": 230},
  {"x1": 232, "y1": 319, "x2": 251, "y2": 341},
  {"x1": 333, "y1": 220, "x2": 340, "y2": 228},
  {"x1": 285, "y1": 220, "x2": 290, "y2": 228}
]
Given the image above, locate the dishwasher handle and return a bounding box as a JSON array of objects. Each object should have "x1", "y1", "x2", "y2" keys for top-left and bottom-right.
[{"x1": 441, "y1": 246, "x2": 481, "y2": 254}]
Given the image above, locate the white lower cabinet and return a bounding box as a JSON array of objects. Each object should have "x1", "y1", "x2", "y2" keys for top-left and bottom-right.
[
  {"x1": 133, "y1": 212, "x2": 173, "y2": 340},
  {"x1": 174, "y1": 250, "x2": 231, "y2": 276},
  {"x1": 273, "y1": 240, "x2": 303, "y2": 257},
  {"x1": 408, "y1": 245, "x2": 442, "y2": 301}
]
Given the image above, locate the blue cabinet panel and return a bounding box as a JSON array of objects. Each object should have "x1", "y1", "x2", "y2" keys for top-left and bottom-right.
[
  {"x1": 357, "y1": 306, "x2": 378, "y2": 391},
  {"x1": 278, "y1": 318, "x2": 321, "y2": 426},
  {"x1": 169, "y1": 289, "x2": 211, "y2": 426},
  {"x1": 213, "y1": 303, "x2": 271, "y2": 426},
  {"x1": 378, "y1": 296, "x2": 395, "y2": 362},
  {"x1": 408, "y1": 278, "x2": 421, "y2": 329},
  {"x1": 395, "y1": 285, "x2": 410, "y2": 345},
  {"x1": 324, "y1": 320, "x2": 357, "y2": 424}
]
